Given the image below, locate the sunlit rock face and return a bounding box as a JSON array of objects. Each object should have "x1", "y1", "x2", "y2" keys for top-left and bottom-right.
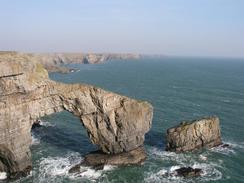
[
  {"x1": 166, "y1": 116, "x2": 222, "y2": 152},
  {"x1": 0, "y1": 52, "x2": 153, "y2": 179}
]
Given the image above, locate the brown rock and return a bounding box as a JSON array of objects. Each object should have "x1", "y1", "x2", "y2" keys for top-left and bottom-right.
[
  {"x1": 166, "y1": 116, "x2": 222, "y2": 152},
  {"x1": 69, "y1": 147, "x2": 146, "y2": 173},
  {"x1": 0, "y1": 52, "x2": 153, "y2": 179},
  {"x1": 68, "y1": 164, "x2": 82, "y2": 174},
  {"x1": 175, "y1": 167, "x2": 202, "y2": 177},
  {"x1": 220, "y1": 143, "x2": 230, "y2": 148},
  {"x1": 83, "y1": 146, "x2": 146, "y2": 167}
]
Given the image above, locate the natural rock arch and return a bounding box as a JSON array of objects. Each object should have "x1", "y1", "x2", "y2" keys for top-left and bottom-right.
[{"x1": 0, "y1": 53, "x2": 153, "y2": 178}]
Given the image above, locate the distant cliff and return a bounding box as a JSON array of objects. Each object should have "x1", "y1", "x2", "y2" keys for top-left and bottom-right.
[
  {"x1": 33, "y1": 53, "x2": 141, "y2": 73},
  {"x1": 0, "y1": 51, "x2": 141, "y2": 73}
]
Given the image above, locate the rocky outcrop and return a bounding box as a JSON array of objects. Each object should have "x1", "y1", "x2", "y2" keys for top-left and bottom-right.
[
  {"x1": 0, "y1": 52, "x2": 153, "y2": 179},
  {"x1": 69, "y1": 146, "x2": 146, "y2": 173},
  {"x1": 166, "y1": 116, "x2": 222, "y2": 152},
  {"x1": 83, "y1": 146, "x2": 146, "y2": 167}
]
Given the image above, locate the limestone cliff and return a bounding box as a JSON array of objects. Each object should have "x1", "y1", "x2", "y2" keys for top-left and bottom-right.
[{"x1": 0, "y1": 52, "x2": 153, "y2": 179}]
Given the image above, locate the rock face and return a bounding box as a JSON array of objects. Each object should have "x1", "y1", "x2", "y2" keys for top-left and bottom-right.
[
  {"x1": 166, "y1": 116, "x2": 222, "y2": 152},
  {"x1": 0, "y1": 52, "x2": 153, "y2": 179}
]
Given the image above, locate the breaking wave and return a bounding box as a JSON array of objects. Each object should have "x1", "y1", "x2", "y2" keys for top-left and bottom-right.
[
  {"x1": 39, "y1": 120, "x2": 55, "y2": 127},
  {"x1": 145, "y1": 163, "x2": 222, "y2": 183},
  {"x1": 145, "y1": 148, "x2": 224, "y2": 183},
  {"x1": 37, "y1": 152, "x2": 116, "y2": 182},
  {"x1": 37, "y1": 152, "x2": 82, "y2": 182},
  {"x1": 0, "y1": 172, "x2": 7, "y2": 180},
  {"x1": 210, "y1": 141, "x2": 244, "y2": 155},
  {"x1": 31, "y1": 134, "x2": 40, "y2": 145}
]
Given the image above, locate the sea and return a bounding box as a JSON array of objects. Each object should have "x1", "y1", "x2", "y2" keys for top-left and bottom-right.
[{"x1": 17, "y1": 57, "x2": 244, "y2": 183}]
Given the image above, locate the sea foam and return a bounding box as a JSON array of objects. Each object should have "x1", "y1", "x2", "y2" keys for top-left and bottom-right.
[
  {"x1": 210, "y1": 141, "x2": 244, "y2": 155},
  {"x1": 39, "y1": 120, "x2": 55, "y2": 127},
  {"x1": 31, "y1": 134, "x2": 40, "y2": 145},
  {"x1": 38, "y1": 152, "x2": 116, "y2": 182},
  {"x1": 145, "y1": 147, "x2": 223, "y2": 183},
  {"x1": 0, "y1": 172, "x2": 7, "y2": 180}
]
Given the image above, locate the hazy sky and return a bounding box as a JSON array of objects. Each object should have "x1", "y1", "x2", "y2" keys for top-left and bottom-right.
[{"x1": 0, "y1": 0, "x2": 243, "y2": 57}]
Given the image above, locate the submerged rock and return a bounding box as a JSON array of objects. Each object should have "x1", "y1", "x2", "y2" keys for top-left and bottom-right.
[
  {"x1": 220, "y1": 143, "x2": 230, "y2": 148},
  {"x1": 69, "y1": 147, "x2": 146, "y2": 173},
  {"x1": 0, "y1": 52, "x2": 153, "y2": 179},
  {"x1": 166, "y1": 116, "x2": 222, "y2": 152},
  {"x1": 174, "y1": 167, "x2": 202, "y2": 177},
  {"x1": 69, "y1": 164, "x2": 82, "y2": 174}
]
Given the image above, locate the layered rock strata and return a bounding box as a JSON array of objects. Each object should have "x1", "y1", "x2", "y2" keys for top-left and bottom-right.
[
  {"x1": 166, "y1": 116, "x2": 222, "y2": 152},
  {"x1": 0, "y1": 52, "x2": 153, "y2": 179}
]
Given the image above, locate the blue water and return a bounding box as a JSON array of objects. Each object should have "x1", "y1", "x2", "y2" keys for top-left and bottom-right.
[{"x1": 21, "y1": 58, "x2": 244, "y2": 182}]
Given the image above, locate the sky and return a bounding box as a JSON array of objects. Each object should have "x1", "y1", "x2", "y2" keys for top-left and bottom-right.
[{"x1": 0, "y1": 0, "x2": 244, "y2": 58}]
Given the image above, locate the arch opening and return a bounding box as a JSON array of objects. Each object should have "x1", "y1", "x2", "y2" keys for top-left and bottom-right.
[
  {"x1": 31, "y1": 111, "x2": 98, "y2": 155},
  {"x1": 29, "y1": 111, "x2": 99, "y2": 181}
]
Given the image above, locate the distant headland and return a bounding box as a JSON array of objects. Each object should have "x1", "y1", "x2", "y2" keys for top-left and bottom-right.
[{"x1": 0, "y1": 51, "x2": 142, "y2": 73}]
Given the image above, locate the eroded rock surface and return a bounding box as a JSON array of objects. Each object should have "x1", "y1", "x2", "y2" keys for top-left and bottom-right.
[
  {"x1": 166, "y1": 116, "x2": 222, "y2": 152},
  {"x1": 69, "y1": 146, "x2": 146, "y2": 173},
  {"x1": 0, "y1": 52, "x2": 153, "y2": 179}
]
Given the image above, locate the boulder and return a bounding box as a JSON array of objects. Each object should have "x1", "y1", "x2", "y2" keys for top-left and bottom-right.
[
  {"x1": 220, "y1": 143, "x2": 230, "y2": 148},
  {"x1": 174, "y1": 167, "x2": 202, "y2": 177},
  {"x1": 166, "y1": 116, "x2": 222, "y2": 152},
  {"x1": 83, "y1": 146, "x2": 146, "y2": 167}
]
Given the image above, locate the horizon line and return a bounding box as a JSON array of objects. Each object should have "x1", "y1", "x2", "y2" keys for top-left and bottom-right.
[{"x1": 1, "y1": 50, "x2": 243, "y2": 60}]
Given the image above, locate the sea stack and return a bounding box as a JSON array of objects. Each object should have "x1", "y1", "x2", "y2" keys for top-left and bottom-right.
[
  {"x1": 166, "y1": 116, "x2": 222, "y2": 152},
  {"x1": 0, "y1": 52, "x2": 153, "y2": 179}
]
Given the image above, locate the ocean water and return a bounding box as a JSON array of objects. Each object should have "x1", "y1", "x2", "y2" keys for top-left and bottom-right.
[{"x1": 18, "y1": 57, "x2": 244, "y2": 183}]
